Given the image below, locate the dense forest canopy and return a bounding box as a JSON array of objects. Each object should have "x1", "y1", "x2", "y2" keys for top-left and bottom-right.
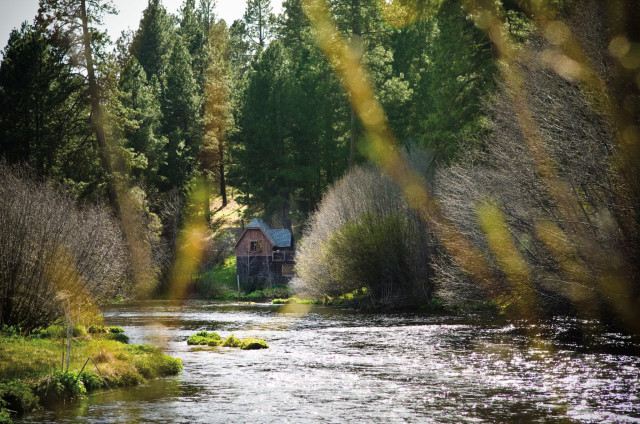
[{"x1": 0, "y1": 0, "x2": 639, "y2": 335}]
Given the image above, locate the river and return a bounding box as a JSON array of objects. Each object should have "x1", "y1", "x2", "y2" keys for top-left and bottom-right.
[{"x1": 18, "y1": 301, "x2": 640, "y2": 423}]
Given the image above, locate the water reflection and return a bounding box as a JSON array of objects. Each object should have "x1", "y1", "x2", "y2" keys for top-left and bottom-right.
[{"x1": 18, "y1": 301, "x2": 640, "y2": 423}]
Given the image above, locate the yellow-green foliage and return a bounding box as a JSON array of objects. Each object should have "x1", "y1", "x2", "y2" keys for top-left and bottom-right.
[
  {"x1": 87, "y1": 325, "x2": 108, "y2": 334},
  {"x1": 272, "y1": 297, "x2": 317, "y2": 305},
  {"x1": 104, "y1": 332, "x2": 129, "y2": 344},
  {"x1": 222, "y1": 334, "x2": 242, "y2": 348},
  {"x1": 211, "y1": 256, "x2": 237, "y2": 287},
  {"x1": 0, "y1": 381, "x2": 38, "y2": 414},
  {"x1": 186, "y1": 331, "x2": 222, "y2": 346},
  {"x1": 186, "y1": 331, "x2": 268, "y2": 350},
  {"x1": 240, "y1": 338, "x2": 269, "y2": 350}
]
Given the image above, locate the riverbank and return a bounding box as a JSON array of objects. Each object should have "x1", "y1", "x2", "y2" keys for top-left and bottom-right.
[{"x1": 0, "y1": 326, "x2": 182, "y2": 423}]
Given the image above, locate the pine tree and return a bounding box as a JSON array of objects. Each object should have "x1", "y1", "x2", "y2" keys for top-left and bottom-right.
[
  {"x1": 0, "y1": 23, "x2": 91, "y2": 181},
  {"x1": 117, "y1": 56, "x2": 167, "y2": 192},
  {"x1": 409, "y1": 0, "x2": 496, "y2": 160},
  {"x1": 231, "y1": 41, "x2": 301, "y2": 221},
  {"x1": 203, "y1": 20, "x2": 231, "y2": 210},
  {"x1": 38, "y1": 0, "x2": 119, "y2": 204},
  {"x1": 243, "y1": 0, "x2": 275, "y2": 53},
  {"x1": 130, "y1": 0, "x2": 174, "y2": 83},
  {"x1": 160, "y1": 38, "x2": 202, "y2": 191}
]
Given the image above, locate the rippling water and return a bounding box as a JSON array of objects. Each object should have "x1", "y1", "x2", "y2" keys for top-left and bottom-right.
[{"x1": 18, "y1": 301, "x2": 640, "y2": 423}]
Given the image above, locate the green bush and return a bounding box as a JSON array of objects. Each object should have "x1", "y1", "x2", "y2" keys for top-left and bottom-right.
[
  {"x1": 80, "y1": 372, "x2": 103, "y2": 391},
  {"x1": 87, "y1": 325, "x2": 108, "y2": 334},
  {"x1": 132, "y1": 358, "x2": 154, "y2": 379},
  {"x1": 104, "y1": 332, "x2": 129, "y2": 344},
  {"x1": 108, "y1": 326, "x2": 125, "y2": 334},
  {"x1": 109, "y1": 370, "x2": 144, "y2": 387},
  {"x1": 186, "y1": 331, "x2": 221, "y2": 346},
  {"x1": 36, "y1": 372, "x2": 86, "y2": 404},
  {"x1": 36, "y1": 325, "x2": 86, "y2": 339},
  {"x1": 72, "y1": 326, "x2": 87, "y2": 338},
  {"x1": 36, "y1": 325, "x2": 65, "y2": 339},
  {"x1": 240, "y1": 338, "x2": 269, "y2": 350},
  {"x1": 157, "y1": 356, "x2": 183, "y2": 376},
  {"x1": 0, "y1": 381, "x2": 38, "y2": 415},
  {"x1": 0, "y1": 408, "x2": 11, "y2": 424},
  {"x1": 222, "y1": 334, "x2": 242, "y2": 348},
  {"x1": 126, "y1": 344, "x2": 159, "y2": 354}
]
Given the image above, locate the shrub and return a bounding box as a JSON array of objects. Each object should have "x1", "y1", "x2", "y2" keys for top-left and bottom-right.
[
  {"x1": 107, "y1": 326, "x2": 125, "y2": 334},
  {"x1": 36, "y1": 326, "x2": 66, "y2": 339},
  {"x1": 79, "y1": 372, "x2": 103, "y2": 391},
  {"x1": 0, "y1": 408, "x2": 11, "y2": 424},
  {"x1": 240, "y1": 338, "x2": 269, "y2": 350},
  {"x1": 126, "y1": 344, "x2": 159, "y2": 354},
  {"x1": 104, "y1": 333, "x2": 129, "y2": 344},
  {"x1": 36, "y1": 372, "x2": 86, "y2": 404},
  {"x1": 433, "y1": 10, "x2": 640, "y2": 318},
  {"x1": 295, "y1": 164, "x2": 434, "y2": 305},
  {"x1": 72, "y1": 326, "x2": 87, "y2": 338},
  {"x1": 87, "y1": 325, "x2": 107, "y2": 334},
  {"x1": 187, "y1": 331, "x2": 221, "y2": 346},
  {"x1": 156, "y1": 356, "x2": 183, "y2": 375},
  {"x1": 129, "y1": 345, "x2": 183, "y2": 378},
  {"x1": 222, "y1": 334, "x2": 242, "y2": 348},
  {"x1": 0, "y1": 381, "x2": 38, "y2": 415},
  {"x1": 0, "y1": 164, "x2": 128, "y2": 332}
]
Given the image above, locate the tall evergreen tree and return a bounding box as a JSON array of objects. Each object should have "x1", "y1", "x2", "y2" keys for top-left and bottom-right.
[
  {"x1": 400, "y1": 0, "x2": 496, "y2": 160},
  {"x1": 203, "y1": 20, "x2": 231, "y2": 210},
  {"x1": 38, "y1": 0, "x2": 120, "y2": 204},
  {"x1": 160, "y1": 38, "x2": 202, "y2": 191},
  {"x1": 117, "y1": 56, "x2": 167, "y2": 192},
  {"x1": 130, "y1": 0, "x2": 174, "y2": 83},
  {"x1": 0, "y1": 22, "x2": 91, "y2": 182},
  {"x1": 243, "y1": 0, "x2": 275, "y2": 53},
  {"x1": 231, "y1": 41, "x2": 302, "y2": 222}
]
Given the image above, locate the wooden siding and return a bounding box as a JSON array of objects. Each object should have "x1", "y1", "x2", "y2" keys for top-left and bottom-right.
[{"x1": 236, "y1": 228, "x2": 273, "y2": 257}]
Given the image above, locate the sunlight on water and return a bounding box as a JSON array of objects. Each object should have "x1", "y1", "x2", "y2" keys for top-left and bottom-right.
[{"x1": 18, "y1": 301, "x2": 640, "y2": 424}]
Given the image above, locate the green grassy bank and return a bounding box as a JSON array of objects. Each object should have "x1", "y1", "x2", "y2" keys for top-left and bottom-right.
[{"x1": 0, "y1": 326, "x2": 182, "y2": 423}]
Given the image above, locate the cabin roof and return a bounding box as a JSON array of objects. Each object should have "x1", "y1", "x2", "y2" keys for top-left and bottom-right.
[{"x1": 242, "y1": 218, "x2": 292, "y2": 248}]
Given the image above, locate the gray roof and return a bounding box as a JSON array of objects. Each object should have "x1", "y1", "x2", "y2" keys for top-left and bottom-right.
[{"x1": 247, "y1": 218, "x2": 292, "y2": 248}]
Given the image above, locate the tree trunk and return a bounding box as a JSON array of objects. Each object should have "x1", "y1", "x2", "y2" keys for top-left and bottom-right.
[
  {"x1": 80, "y1": 0, "x2": 117, "y2": 209},
  {"x1": 219, "y1": 141, "x2": 227, "y2": 207},
  {"x1": 348, "y1": 0, "x2": 361, "y2": 170}
]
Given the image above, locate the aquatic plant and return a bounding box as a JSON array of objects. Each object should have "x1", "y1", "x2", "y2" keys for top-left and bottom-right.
[
  {"x1": 186, "y1": 331, "x2": 222, "y2": 346},
  {"x1": 222, "y1": 334, "x2": 242, "y2": 348},
  {"x1": 240, "y1": 338, "x2": 269, "y2": 350}
]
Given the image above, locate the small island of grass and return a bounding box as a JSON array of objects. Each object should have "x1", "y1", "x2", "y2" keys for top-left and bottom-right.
[{"x1": 187, "y1": 331, "x2": 268, "y2": 350}]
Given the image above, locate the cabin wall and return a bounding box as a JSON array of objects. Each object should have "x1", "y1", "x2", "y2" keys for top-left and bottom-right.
[{"x1": 236, "y1": 228, "x2": 273, "y2": 256}]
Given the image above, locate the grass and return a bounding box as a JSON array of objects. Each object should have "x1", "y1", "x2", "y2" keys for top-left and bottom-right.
[
  {"x1": 186, "y1": 331, "x2": 268, "y2": 350},
  {"x1": 0, "y1": 326, "x2": 182, "y2": 422},
  {"x1": 209, "y1": 256, "x2": 237, "y2": 288},
  {"x1": 272, "y1": 297, "x2": 318, "y2": 305},
  {"x1": 186, "y1": 331, "x2": 222, "y2": 346}
]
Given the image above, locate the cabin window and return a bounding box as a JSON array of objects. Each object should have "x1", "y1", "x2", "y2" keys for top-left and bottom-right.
[
  {"x1": 250, "y1": 240, "x2": 262, "y2": 252},
  {"x1": 273, "y1": 251, "x2": 285, "y2": 262}
]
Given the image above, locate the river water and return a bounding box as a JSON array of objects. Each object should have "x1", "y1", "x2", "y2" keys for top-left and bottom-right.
[{"x1": 19, "y1": 301, "x2": 640, "y2": 423}]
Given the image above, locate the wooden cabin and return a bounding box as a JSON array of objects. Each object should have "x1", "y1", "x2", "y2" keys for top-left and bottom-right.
[{"x1": 235, "y1": 218, "x2": 295, "y2": 288}]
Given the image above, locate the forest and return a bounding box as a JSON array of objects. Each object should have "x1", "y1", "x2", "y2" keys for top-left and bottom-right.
[{"x1": 1, "y1": 0, "x2": 639, "y2": 335}]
